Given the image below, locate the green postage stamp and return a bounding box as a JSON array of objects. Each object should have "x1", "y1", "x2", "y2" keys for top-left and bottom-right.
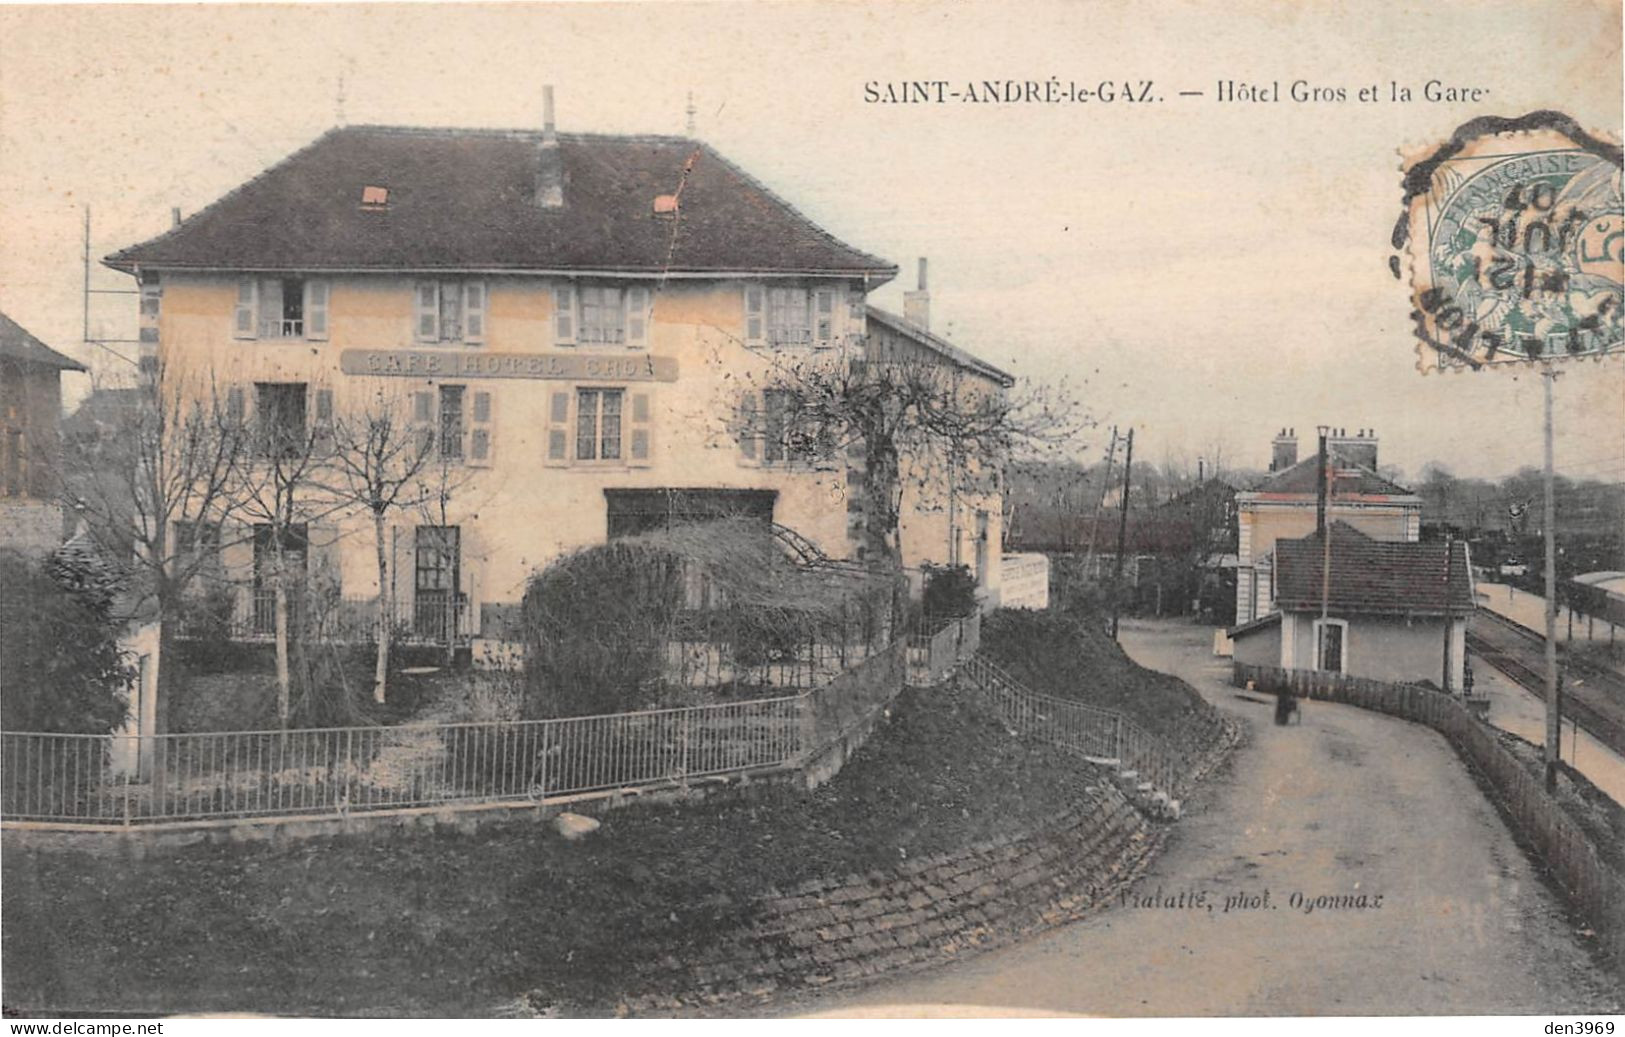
[{"x1": 1395, "y1": 113, "x2": 1623, "y2": 372}]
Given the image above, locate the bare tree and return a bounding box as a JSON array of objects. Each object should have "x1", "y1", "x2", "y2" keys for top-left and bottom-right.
[
  {"x1": 322, "y1": 387, "x2": 441, "y2": 703},
  {"x1": 726, "y1": 342, "x2": 1086, "y2": 570},
  {"x1": 227, "y1": 382, "x2": 339, "y2": 726},
  {"x1": 58, "y1": 369, "x2": 249, "y2": 772}
]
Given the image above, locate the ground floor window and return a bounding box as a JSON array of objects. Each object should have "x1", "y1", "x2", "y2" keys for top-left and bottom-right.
[
  {"x1": 251, "y1": 523, "x2": 308, "y2": 635},
  {"x1": 1312, "y1": 617, "x2": 1348, "y2": 674},
  {"x1": 576, "y1": 388, "x2": 623, "y2": 461},
  {"x1": 414, "y1": 525, "x2": 462, "y2": 641}
]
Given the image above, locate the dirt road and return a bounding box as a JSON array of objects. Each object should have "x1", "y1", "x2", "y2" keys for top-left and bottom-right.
[{"x1": 793, "y1": 620, "x2": 1622, "y2": 1016}]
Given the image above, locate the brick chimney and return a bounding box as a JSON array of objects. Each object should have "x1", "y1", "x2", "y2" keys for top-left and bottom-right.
[
  {"x1": 1270, "y1": 428, "x2": 1298, "y2": 472},
  {"x1": 1329, "y1": 427, "x2": 1379, "y2": 469},
  {"x1": 903, "y1": 257, "x2": 930, "y2": 331},
  {"x1": 535, "y1": 85, "x2": 564, "y2": 210}
]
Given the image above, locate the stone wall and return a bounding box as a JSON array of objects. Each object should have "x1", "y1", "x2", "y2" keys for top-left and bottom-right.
[{"x1": 618, "y1": 782, "x2": 1157, "y2": 1014}]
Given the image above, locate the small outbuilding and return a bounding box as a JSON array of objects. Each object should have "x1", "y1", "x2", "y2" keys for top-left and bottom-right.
[{"x1": 1230, "y1": 522, "x2": 1476, "y2": 691}]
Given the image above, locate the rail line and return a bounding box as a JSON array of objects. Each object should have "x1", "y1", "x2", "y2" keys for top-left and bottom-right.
[{"x1": 1467, "y1": 609, "x2": 1625, "y2": 756}]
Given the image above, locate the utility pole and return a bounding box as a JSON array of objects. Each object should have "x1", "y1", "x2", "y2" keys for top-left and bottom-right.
[
  {"x1": 1083, "y1": 426, "x2": 1118, "y2": 577},
  {"x1": 1317, "y1": 427, "x2": 1332, "y2": 668},
  {"x1": 1111, "y1": 427, "x2": 1135, "y2": 640},
  {"x1": 1543, "y1": 367, "x2": 1562, "y2": 791}
]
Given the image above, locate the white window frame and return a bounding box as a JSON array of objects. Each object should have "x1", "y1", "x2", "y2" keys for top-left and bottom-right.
[
  {"x1": 738, "y1": 388, "x2": 834, "y2": 469},
  {"x1": 414, "y1": 280, "x2": 486, "y2": 345},
  {"x1": 745, "y1": 283, "x2": 839, "y2": 348},
  {"x1": 1311, "y1": 617, "x2": 1349, "y2": 675},
  {"x1": 543, "y1": 385, "x2": 653, "y2": 469},
  {"x1": 574, "y1": 386, "x2": 625, "y2": 464},
  {"x1": 558, "y1": 282, "x2": 652, "y2": 349},
  {"x1": 766, "y1": 286, "x2": 812, "y2": 346}
]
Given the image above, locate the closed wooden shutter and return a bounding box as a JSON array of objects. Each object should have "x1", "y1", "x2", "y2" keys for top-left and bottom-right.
[
  {"x1": 233, "y1": 280, "x2": 258, "y2": 339},
  {"x1": 544, "y1": 390, "x2": 571, "y2": 467},
  {"x1": 737, "y1": 392, "x2": 759, "y2": 464},
  {"x1": 312, "y1": 388, "x2": 334, "y2": 455},
  {"x1": 411, "y1": 390, "x2": 435, "y2": 456},
  {"x1": 815, "y1": 288, "x2": 835, "y2": 346},
  {"x1": 625, "y1": 285, "x2": 651, "y2": 348},
  {"x1": 744, "y1": 284, "x2": 765, "y2": 346},
  {"x1": 469, "y1": 389, "x2": 494, "y2": 467},
  {"x1": 628, "y1": 391, "x2": 653, "y2": 467},
  {"x1": 414, "y1": 282, "x2": 440, "y2": 342},
  {"x1": 463, "y1": 281, "x2": 486, "y2": 343},
  {"x1": 553, "y1": 284, "x2": 575, "y2": 346},
  {"x1": 305, "y1": 281, "x2": 330, "y2": 340}
]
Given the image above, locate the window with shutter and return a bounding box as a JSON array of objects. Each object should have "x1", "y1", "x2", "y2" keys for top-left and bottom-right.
[
  {"x1": 579, "y1": 285, "x2": 624, "y2": 344},
  {"x1": 767, "y1": 288, "x2": 811, "y2": 345},
  {"x1": 469, "y1": 390, "x2": 494, "y2": 466},
  {"x1": 233, "y1": 280, "x2": 258, "y2": 340},
  {"x1": 544, "y1": 390, "x2": 571, "y2": 466},
  {"x1": 305, "y1": 281, "x2": 330, "y2": 340},
  {"x1": 225, "y1": 386, "x2": 247, "y2": 428},
  {"x1": 553, "y1": 284, "x2": 576, "y2": 346},
  {"x1": 438, "y1": 280, "x2": 463, "y2": 342},
  {"x1": 625, "y1": 285, "x2": 651, "y2": 348},
  {"x1": 258, "y1": 279, "x2": 287, "y2": 338},
  {"x1": 744, "y1": 285, "x2": 765, "y2": 346},
  {"x1": 763, "y1": 389, "x2": 788, "y2": 463},
  {"x1": 462, "y1": 281, "x2": 486, "y2": 343},
  {"x1": 575, "y1": 389, "x2": 623, "y2": 462},
  {"x1": 414, "y1": 283, "x2": 440, "y2": 342},
  {"x1": 438, "y1": 385, "x2": 466, "y2": 461}
]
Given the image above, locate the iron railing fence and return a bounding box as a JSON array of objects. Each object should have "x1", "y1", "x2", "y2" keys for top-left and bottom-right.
[
  {"x1": 906, "y1": 611, "x2": 982, "y2": 687},
  {"x1": 184, "y1": 592, "x2": 473, "y2": 647},
  {"x1": 960, "y1": 653, "x2": 1177, "y2": 792},
  {"x1": 1, "y1": 696, "x2": 804, "y2": 825}
]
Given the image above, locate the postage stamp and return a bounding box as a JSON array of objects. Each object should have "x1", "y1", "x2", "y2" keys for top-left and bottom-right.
[{"x1": 1394, "y1": 112, "x2": 1624, "y2": 372}]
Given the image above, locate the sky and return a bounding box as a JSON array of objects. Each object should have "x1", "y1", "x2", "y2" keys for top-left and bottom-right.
[{"x1": 0, "y1": 0, "x2": 1621, "y2": 485}]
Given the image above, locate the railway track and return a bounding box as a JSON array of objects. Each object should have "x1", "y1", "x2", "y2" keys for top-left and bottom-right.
[{"x1": 1467, "y1": 609, "x2": 1625, "y2": 756}]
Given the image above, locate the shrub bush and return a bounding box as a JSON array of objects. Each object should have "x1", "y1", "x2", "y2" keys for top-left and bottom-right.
[
  {"x1": 0, "y1": 548, "x2": 130, "y2": 733},
  {"x1": 921, "y1": 563, "x2": 978, "y2": 620},
  {"x1": 521, "y1": 521, "x2": 904, "y2": 718}
]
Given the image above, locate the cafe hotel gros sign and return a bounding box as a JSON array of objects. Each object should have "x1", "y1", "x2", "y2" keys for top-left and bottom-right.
[{"x1": 339, "y1": 349, "x2": 678, "y2": 382}]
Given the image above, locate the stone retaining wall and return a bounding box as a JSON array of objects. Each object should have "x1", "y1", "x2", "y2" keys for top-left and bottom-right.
[{"x1": 617, "y1": 782, "x2": 1158, "y2": 1014}]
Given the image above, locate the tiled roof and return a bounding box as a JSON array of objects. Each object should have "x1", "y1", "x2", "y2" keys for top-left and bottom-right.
[
  {"x1": 1274, "y1": 522, "x2": 1474, "y2": 615},
  {"x1": 1245, "y1": 454, "x2": 1413, "y2": 498},
  {"x1": 1227, "y1": 611, "x2": 1282, "y2": 639},
  {"x1": 865, "y1": 306, "x2": 1014, "y2": 386},
  {"x1": 105, "y1": 126, "x2": 897, "y2": 280},
  {"x1": 0, "y1": 312, "x2": 85, "y2": 371}
]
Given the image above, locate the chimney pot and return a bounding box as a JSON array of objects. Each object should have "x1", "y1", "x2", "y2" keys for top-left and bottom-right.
[
  {"x1": 535, "y1": 85, "x2": 563, "y2": 209},
  {"x1": 903, "y1": 255, "x2": 931, "y2": 331},
  {"x1": 170, "y1": 207, "x2": 181, "y2": 228}
]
